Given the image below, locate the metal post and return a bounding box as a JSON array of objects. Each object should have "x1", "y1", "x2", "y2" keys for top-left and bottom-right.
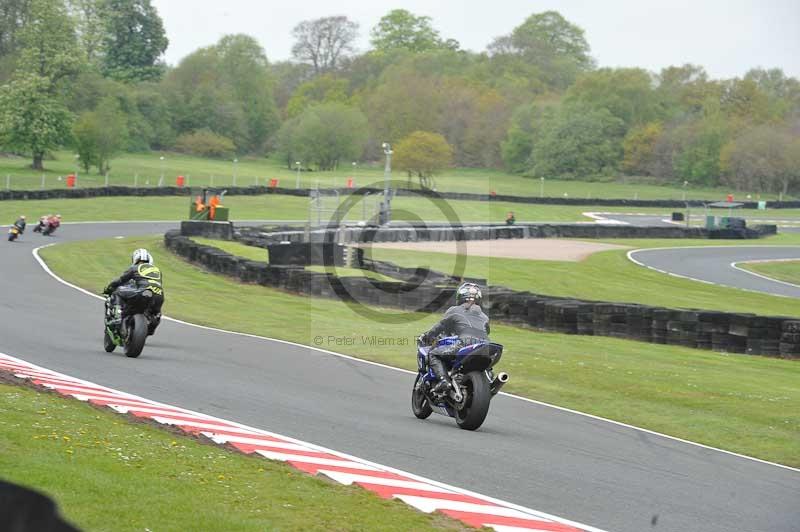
[
  {"x1": 159, "y1": 156, "x2": 165, "y2": 187},
  {"x1": 104, "y1": 172, "x2": 109, "y2": 188},
  {"x1": 233, "y1": 158, "x2": 238, "y2": 187},
  {"x1": 295, "y1": 162, "x2": 301, "y2": 189},
  {"x1": 382, "y1": 142, "x2": 392, "y2": 224},
  {"x1": 540, "y1": 177, "x2": 544, "y2": 197}
]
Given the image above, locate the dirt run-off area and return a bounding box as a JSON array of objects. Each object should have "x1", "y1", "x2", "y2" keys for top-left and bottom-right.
[{"x1": 369, "y1": 239, "x2": 631, "y2": 262}]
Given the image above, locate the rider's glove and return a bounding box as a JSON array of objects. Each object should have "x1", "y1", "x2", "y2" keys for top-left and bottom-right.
[
  {"x1": 417, "y1": 334, "x2": 429, "y2": 345},
  {"x1": 102, "y1": 285, "x2": 113, "y2": 296}
]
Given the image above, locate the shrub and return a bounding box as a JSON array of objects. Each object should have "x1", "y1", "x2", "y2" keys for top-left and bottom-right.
[{"x1": 174, "y1": 129, "x2": 236, "y2": 158}]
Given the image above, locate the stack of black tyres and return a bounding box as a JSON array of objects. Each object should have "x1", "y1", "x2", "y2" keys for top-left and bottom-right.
[
  {"x1": 593, "y1": 303, "x2": 629, "y2": 339},
  {"x1": 651, "y1": 309, "x2": 670, "y2": 344},
  {"x1": 576, "y1": 302, "x2": 594, "y2": 335},
  {"x1": 727, "y1": 313, "x2": 756, "y2": 353},
  {"x1": 544, "y1": 300, "x2": 579, "y2": 334},
  {"x1": 666, "y1": 310, "x2": 699, "y2": 348},
  {"x1": 697, "y1": 312, "x2": 730, "y2": 351},
  {"x1": 625, "y1": 305, "x2": 653, "y2": 342},
  {"x1": 779, "y1": 321, "x2": 800, "y2": 359}
]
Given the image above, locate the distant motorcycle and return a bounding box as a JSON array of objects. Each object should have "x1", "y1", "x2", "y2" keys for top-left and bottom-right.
[
  {"x1": 412, "y1": 336, "x2": 509, "y2": 431},
  {"x1": 103, "y1": 288, "x2": 158, "y2": 358},
  {"x1": 33, "y1": 217, "x2": 60, "y2": 236},
  {"x1": 7, "y1": 226, "x2": 21, "y2": 241}
]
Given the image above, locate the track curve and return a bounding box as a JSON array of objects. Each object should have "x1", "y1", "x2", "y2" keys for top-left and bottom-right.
[
  {"x1": 1, "y1": 224, "x2": 798, "y2": 532},
  {"x1": 629, "y1": 246, "x2": 800, "y2": 298}
]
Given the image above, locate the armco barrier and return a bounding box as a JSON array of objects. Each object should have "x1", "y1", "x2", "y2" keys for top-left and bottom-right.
[
  {"x1": 2, "y1": 184, "x2": 799, "y2": 209},
  {"x1": 165, "y1": 227, "x2": 800, "y2": 359}
]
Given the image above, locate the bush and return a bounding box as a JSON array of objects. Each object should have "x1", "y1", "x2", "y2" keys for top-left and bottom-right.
[{"x1": 174, "y1": 129, "x2": 236, "y2": 158}]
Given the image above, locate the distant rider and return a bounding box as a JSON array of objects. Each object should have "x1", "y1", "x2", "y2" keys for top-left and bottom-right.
[
  {"x1": 419, "y1": 283, "x2": 490, "y2": 394},
  {"x1": 103, "y1": 248, "x2": 164, "y2": 335},
  {"x1": 13, "y1": 215, "x2": 26, "y2": 233}
]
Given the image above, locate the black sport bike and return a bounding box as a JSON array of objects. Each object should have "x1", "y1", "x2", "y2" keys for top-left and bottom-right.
[{"x1": 104, "y1": 288, "x2": 159, "y2": 358}]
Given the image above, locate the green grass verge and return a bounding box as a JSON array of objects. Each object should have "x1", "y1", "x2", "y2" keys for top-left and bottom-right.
[
  {"x1": 0, "y1": 382, "x2": 467, "y2": 531},
  {"x1": 739, "y1": 260, "x2": 800, "y2": 286},
  {"x1": 4, "y1": 193, "x2": 800, "y2": 227},
  {"x1": 367, "y1": 236, "x2": 800, "y2": 317},
  {"x1": 2, "y1": 150, "x2": 791, "y2": 200},
  {"x1": 38, "y1": 236, "x2": 800, "y2": 466}
]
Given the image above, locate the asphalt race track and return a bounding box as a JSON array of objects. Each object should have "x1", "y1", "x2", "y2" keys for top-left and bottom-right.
[
  {"x1": 630, "y1": 246, "x2": 800, "y2": 298},
  {"x1": 1, "y1": 223, "x2": 799, "y2": 532}
]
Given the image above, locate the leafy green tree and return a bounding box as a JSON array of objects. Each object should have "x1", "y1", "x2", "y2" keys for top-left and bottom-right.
[
  {"x1": 0, "y1": 0, "x2": 81, "y2": 169},
  {"x1": 276, "y1": 103, "x2": 367, "y2": 170},
  {"x1": 17, "y1": 0, "x2": 82, "y2": 84},
  {"x1": 671, "y1": 113, "x2": 729, "y2": 185},
  {"x1": 68, "y1": 0, "x2": 105, "y2": 65},
  {"x1": 622, "y1": 122, "x2": 662, "y2": 175},
  {"x1": 489, "y1": 11, "x2": 593, "y2": 89},
  {"x1": 0, "y1": 75, "x2": 73, "y2": 169},
  {"x1": 370, "y1": 9, "x2": 456, "y2": 53},
  {"x1": 721, "y1": 126, "x2": 800, "y2": 195},
  {"x1": 163, "y1": 35, "x2": 278, "y2": 154},
  {"x1": 291, "y1": 16, "x2": 358, "y2": 74},
  {"x1": 363, "y1": 66, "x2": 442, "y2": 147},
  {"x1": 501, "y1": 103, "x2": 545, "y2": 173},
  {"x1": 101, "y1": 0, "x2": 167, "y2": 81},
  {"x1": 286, "y1": 74, "x2": 349, "y2": 118},
  {"x1": 530, "y1": 105, "x2": 625, "y2": 179},
  {"x1": 565, "y1": 68, "x2": 661, "y2": 128},
  {"x1": 73, "y1": 96, "x2": 128, "y2": 174},
  {"x1": 657, "y1": 64, "x2": 720, "y2": 118},
  {"x1": 394, "y1": 130, "x2": 453, "y2": 189},
  {"x1": 174, "y1": 129, "x2": 235, "y2": 159},
  {"x1": 0, "y1": 0, "x2": 31, "y2": 58}
]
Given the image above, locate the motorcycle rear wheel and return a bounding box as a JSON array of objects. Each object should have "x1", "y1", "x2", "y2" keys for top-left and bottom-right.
[
  {"x1": 124, "y1": 314, "x2": 148, "y2": 358},
  {"x1": 411, "y1": 374, "x2": 433, "y2": 419},
  {"x1": 455, "y1": 371, "x2": 491, "y2": 431}
]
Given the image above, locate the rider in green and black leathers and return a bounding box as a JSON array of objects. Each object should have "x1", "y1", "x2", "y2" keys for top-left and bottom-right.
[
  {"x1": 103, "y1": 248, "x2": 164, "y2": 335},
  {"x1": 420, "y1": 283, "x2": 490, "y2": 394}
]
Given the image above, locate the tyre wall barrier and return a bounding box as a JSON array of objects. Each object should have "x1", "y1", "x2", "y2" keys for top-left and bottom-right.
[
  {"x1": 166, "y1": 228, "x2": 799, "y2": 360},
  {"x1": 3, "y1": 184, "x2": 799, "y2": 210}
]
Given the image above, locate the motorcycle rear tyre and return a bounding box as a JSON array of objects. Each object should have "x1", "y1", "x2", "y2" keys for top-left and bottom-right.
[
  {"x1": 455, "y1": 371, "x2": 491, "y2": 431},
  {"x1": 124, "y1": 314, "x2": 148, "y2": 358},
  {"x1": 411, "y1": 374, "x2": 433, "y2": 419},
  {"x1": 103, "y1": 328, "x2": 116, "y2": 353}
]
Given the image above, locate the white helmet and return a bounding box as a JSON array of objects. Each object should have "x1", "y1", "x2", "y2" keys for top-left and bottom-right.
[{"x1": 132, "y1": 248, "x2": 153, "y2": 265}]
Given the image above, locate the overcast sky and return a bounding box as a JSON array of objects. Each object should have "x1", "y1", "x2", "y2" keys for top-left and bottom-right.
[{"x1": 151, "y1": 0, "x2": 799, "y2": 79}]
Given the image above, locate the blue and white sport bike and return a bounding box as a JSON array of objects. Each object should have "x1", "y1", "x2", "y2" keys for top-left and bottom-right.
[{"x1": 412, "y1": 336, "x2": 509, "y2": 430}]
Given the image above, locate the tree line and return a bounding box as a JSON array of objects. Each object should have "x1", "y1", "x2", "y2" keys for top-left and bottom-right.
[{"x1": 0, "y1": 0, "x2": 798, "y2": 194}]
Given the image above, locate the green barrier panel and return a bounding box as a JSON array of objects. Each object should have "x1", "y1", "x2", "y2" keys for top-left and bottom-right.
[{"x1": 213, "y1": 207, "x2": 229, "y2": 221}]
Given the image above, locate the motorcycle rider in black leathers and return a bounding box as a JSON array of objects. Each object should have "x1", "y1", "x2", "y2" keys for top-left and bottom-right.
[
  {"x1": 103, "y1": 248, "x2": 164, "y2": 335},
  {"x1": 420, "y1": 283, "x2": 490, "y2": 394},
  {"x1": 13, "y1": 215, "x2": 26, "y2": 233}
]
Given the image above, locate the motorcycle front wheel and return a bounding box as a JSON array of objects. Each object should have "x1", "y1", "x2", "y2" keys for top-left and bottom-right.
[
  {"x1": 454, "y1": 371, "x2": 491, "y2": 431},
  {"x1": 103, "y1": 328, "x2": 116, "y2": 353},
  {"x1": 411, "y1": 374, "x2": 433, "y2": 419},
  {"x1": 124, "y1": 314, "x2": 148, "y2": 358}
]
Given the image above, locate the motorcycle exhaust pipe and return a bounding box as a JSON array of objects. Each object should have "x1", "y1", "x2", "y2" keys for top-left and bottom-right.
[{"x1": 490, "y1": 372, "x2": 509, "y2": 396}]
